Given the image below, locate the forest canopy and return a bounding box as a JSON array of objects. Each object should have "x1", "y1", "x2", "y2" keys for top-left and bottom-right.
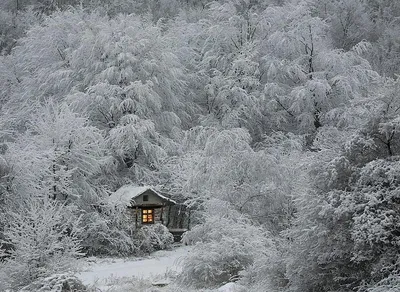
[{"x1": 0, "y1": 0, "x2": 400, "y2": 291}]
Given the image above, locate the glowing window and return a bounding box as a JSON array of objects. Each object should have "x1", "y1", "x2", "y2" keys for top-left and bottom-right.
[{"x1": 142, "y1": 209, "x2": 154, "y2": 224}]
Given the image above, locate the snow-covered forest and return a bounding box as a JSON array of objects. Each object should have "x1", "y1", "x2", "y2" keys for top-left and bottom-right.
[{"x1": 0, "y1": 0, "x2": 400, "y2": 291}]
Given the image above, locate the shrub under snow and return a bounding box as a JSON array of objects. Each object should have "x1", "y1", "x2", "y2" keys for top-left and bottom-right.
[
  {"x1": 80, "y1": 205, "x2": 138, "y2": 256},
  {"x1": 19, "y1": 273, "x2": 87, "y2": 292},
  {"x1": 135, "y1": 223, "x2": 174, "y2": 254},
  {"x1": 0, "y1": 198, "x2": 83, "y2": 290},
  {"x1": 358, "y1": 274, "x2": 400, "y2": 292},
  {"x1": 179, "y1": 200, "x2": 274, "y2": 288}
]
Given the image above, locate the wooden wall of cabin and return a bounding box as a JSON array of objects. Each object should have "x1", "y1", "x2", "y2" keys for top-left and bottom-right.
[
  {"x1": 127, "y1": 207, "x2": 169, "y2": 227},
  {"x1": 126, "y1": 205, "x2": 190, "y2": 229},
  {"x1": 165, "y1": 204, "x2": 191, "y2": 230}
]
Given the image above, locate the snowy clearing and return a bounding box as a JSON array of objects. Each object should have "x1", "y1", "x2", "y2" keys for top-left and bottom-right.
[
  {"x1": 77, "y1": 244, "x2": 191, "y2": 290},
  {"x1": 77, "y1": 244, "x2": 245, "y2": 292}
]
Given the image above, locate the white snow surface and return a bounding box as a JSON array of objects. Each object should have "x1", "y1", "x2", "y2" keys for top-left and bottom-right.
[
  {"x1": 77, "y1": 244, "x2": 191, "y2": 288},
  {"x1": 217, "y1": 282, "x2": 246, "y2": 292},
  {"x1": 108, "y1": 185, "x2": 176, "y2": 207}
]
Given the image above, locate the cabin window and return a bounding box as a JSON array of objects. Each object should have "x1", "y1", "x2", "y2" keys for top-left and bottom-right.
[
  {"x1": 142, "y1": 209, "x2": 154, "y2": 223},
  {"x1": 143, "y1": 195, "x2": 149, "y2": 201}
]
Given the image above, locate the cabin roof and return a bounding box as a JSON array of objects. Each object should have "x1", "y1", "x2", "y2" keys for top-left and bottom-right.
[{"x1": 108, "y1": 185, "x2": 176, "y2": 207}]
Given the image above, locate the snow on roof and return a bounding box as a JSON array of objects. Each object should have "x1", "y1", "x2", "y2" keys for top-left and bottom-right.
[{"x1": 108, "y1": 185, "x2": 176, "y2": 207}]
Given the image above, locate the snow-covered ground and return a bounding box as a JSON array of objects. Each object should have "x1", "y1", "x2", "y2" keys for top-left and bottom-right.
[
  {"x1": 77, "y1": 244, "x2": 191, "y2": 290},
  {"x1": 77, "y1": 244, "x2": 246, "y2": 292}
]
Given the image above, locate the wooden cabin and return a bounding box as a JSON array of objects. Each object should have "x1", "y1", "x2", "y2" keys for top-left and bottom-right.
[{"x1": 109, "y1": 185, "x2": 177, "y2": 227}]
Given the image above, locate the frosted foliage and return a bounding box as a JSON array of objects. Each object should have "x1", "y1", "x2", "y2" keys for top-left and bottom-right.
[
  {"x1": 190, "y1": 1, "x2": 268, "y2": 137},
  {"x1": 350, "y1": 159, "x2": 400, "y2": 262},
  {"x1": 63, "y1": 12, "x2": 186, "y2": 118},
  {"x1": 0, "y1": 198, "x2": 83, "y2": 290},
  {"x1": 313, "y1": 126, "x2": 352, "y2": 153},
  {"x1": 361, "y1": 274, "x2": 400, "y2": 292},
  {"x1": 324, "y1": 158, "x2": 400, "y2": 289},
  {"x1": 341, "y1": 78, "x2": 400, "y2": 159},
  {"x1": 79, "y1": 216, "x2": 172, "y2": 256},
  {"x1": 108, "y1": 115, "x2": 167, "y2": 167},
  {"x1": 19, "y1": 273, "x2": 86, "y2": 292},
  {"x1": 5, "y1": 102, "x2": 106, "y2": 201},
  {"x1": 5, "y1": 9, "x2": 187, "y2": 182},
  {"x1": 135, "y1": 223, "x2": 174, "y2": 254},
  {"x1": 180, "y1": 199, "x2": 275, "y2": 288},
  {"x1": 261, "y1": 1, "x2": 378, "y2": 133},
  {"x1": 177, "y1": 128, "x2": 302, "y2": 233},
  {"x1": 162, "y1": 129, "x2": 305, "y2": 277},
  {"x1": 204, "y1": 128, "x2": 252, "y2": 155},
  {"x1": 0, "y1": 0, "x2": 400, "y2": 291},
  {"x1": 311, "y1": 0, "x2": 372, "y2": 50},
  {"x1": 79, "y1": 205, "x2": 137, "y2": 256},
  {"x1": 286, "y1": 152, "x2": 400, "y2": 291},
  {"x1": 0, "y1": 7, "x2": 37, "y2": 54},
  {"x1": 11, "y1": 10, "x2": 85, "y2": 102}
]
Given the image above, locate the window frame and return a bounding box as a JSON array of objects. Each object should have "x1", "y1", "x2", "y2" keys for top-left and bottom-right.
[{"x1": 141, "y1": 208, "x2": 154, "y2": 224}]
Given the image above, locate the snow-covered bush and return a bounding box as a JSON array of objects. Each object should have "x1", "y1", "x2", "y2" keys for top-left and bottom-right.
[
  {"x1": 0, "y1": 198, "x2": 83, "y2": 290},
  {"x1": 179, "y1": 200, "x2": 273, "y2": 288},
  {"x1": 359, "y1": 274, "x2": 400, "y2": 292},
  {"x1": 0, "y1": 7, "x2": 38, "y2": 55},
  {"x1": 19, "y1": 273, "x2": 86, "y2": 292},
  {"x1": 285, "y1": 151, "x2": 400, "y2": 292},
  {"x1": 135, "y1": 223, "x2": 174, "y2": 254},
  {"x1": 80, "y1": 205, "x2": 138, "y2": 256},
  {"x1": 180, "y1": 240, "x2": 253, "y2": 288},
  {"x1": 241, "y1": 238, "x2": 287, "y2": 292}
]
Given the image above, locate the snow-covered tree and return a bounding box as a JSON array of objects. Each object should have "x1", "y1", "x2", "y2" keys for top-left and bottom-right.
[
  {"x1": 180, "y1": 199, "x2": 276, "y2": 288},
  {"x1": 310, "y1": 0, "x2": 372, "y2": 51},
  {"x1": 285, "y1": 80, "x2": 400, "y2": 290},
  {"x1": 0, "y1": 197, "x2": 82, "y2": 290},
  {"x1": 2, "y1": 8, "x2": 192, "y2": 184},
  {"x1": 261, "y1": 1, "x2": 378, "y2": 139},
  {"x1": 5, "y1": 101, "x2": 107, "y2": 202},
  {"x1": 0, "y1": 0, "x2": 400, "y2": 290}
]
